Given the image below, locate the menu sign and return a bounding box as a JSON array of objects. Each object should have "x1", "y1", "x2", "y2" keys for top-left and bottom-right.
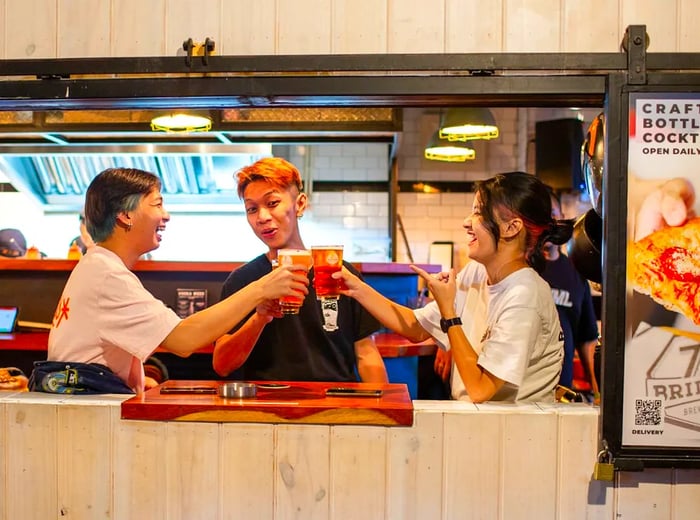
[
  {"x1": 175, "y1": 288, "x2": 208, "y2": 318},
  {"x1": 623, "y1": 93, "x2": 700, "y2": 447}
]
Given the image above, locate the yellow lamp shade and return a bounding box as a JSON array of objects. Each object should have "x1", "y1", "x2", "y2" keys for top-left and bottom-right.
[
  {"x1": 439, "y1": 107, "x2": 499, "y2": 141},
  {"x1": 424, "y1": 131, "x2": 476, "y2": 162},
  {"x1": 151, "y1": 112, "x2": 212, "y2": 133}
]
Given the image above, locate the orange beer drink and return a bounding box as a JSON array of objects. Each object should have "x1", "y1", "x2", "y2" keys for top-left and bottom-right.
[
  {"x1": 277, "y1": 248, "x2": 312, "y2": 314},
  {"x1": 311, "y1": 246, "x2": 344, "y2": 299}
]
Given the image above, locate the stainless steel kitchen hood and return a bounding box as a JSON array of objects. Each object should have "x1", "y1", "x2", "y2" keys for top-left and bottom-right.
[{"x1": 0, "y1": 140, "x2": 272, "y2": 213}]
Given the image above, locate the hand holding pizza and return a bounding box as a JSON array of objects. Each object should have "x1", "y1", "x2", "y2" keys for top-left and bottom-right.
[
  {"x1": 628, "y1": 176, "x2": 700, "y2": 325},
  {"x1": 635, "y1": 177, "x2": 695, "y2": 240}
]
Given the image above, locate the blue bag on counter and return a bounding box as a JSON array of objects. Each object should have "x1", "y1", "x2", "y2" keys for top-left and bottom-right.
[{"x1": 28, "y1": 361, "x2": 134, "y2": 394}]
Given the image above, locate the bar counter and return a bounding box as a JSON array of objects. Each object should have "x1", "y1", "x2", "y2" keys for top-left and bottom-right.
[{"x1": 0, "y1": 389, "x2": 607, "y2": 519}]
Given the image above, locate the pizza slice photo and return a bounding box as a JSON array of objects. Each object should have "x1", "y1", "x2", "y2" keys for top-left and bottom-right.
[{"x1": 627, "y1": 216, "x2": 700, "y2": 326}]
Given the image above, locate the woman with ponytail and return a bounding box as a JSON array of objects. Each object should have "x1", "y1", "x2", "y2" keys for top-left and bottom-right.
[{"x1": 335, "y1": 171, "x2": 571, "y2": 402}]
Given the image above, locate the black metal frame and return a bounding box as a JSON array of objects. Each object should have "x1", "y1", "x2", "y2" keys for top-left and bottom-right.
[
  {"x1": 2, "y1": 25, "x2": 700, "y2": 468},
  {"x1": 603, "y1": 72, "x2": 700, "y2": 470}
]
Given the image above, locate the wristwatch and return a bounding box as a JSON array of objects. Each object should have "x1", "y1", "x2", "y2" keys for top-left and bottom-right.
[{"x1": 440, "y1": 316, "x2": 462, "y2": 333}]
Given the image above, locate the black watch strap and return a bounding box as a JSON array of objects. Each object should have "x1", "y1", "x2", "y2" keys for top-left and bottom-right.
[{"x1": 440, "y1": 316, "x2": 462, "y2": 333}]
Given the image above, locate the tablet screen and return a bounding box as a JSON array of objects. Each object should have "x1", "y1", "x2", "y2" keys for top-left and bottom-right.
[{"x1": 0, "y1": 306, "x2": 19, "y2": 333}]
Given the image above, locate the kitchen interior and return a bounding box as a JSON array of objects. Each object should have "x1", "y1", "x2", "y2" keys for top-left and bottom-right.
[{"x1": 0, "y1": 105, "x2": 600, "y2": 267}]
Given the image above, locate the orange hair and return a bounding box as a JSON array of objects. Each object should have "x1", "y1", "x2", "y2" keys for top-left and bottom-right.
[{"x1": 236, "y1": 157, "x2": 303, "y2": 199}]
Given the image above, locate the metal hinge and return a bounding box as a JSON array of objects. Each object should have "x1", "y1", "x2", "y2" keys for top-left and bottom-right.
[{"x1": 622, "y1": 25, "x2": 649, "y2": 85}]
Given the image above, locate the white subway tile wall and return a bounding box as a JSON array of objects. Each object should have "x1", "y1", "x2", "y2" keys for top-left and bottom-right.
[{"x1": 289, "y1": 142, "x2": 392, "y2": 261}]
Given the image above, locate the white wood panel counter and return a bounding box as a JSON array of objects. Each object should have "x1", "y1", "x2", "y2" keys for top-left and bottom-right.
[{"x1": 1, "y1": 392, "x2": 698, "y2": 519}]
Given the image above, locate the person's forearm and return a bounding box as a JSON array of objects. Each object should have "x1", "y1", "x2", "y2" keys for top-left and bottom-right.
[
  {"x1": 580, "y1": 339, "x2": 600, "y2": 396},
  {"x1": 212, "y1": 313, "x2": 268, "y2": 376},
  {"x1": 352, "y1": 282, "x2": 430, "y2": 342},
  {"x1": 356, "y1": 352, "x2": 389, "y2": 383},
  {"x1": 447, "y1": 327, "x2": 500, "y2": 403},
  {"x1": 357, "y1": 359, "x2": 388, "y2": 383},
  {"x1": 433, "y1": 301, "x2": 498, "y2": 402},
  {"x1": 163, "y1": 280, "x2": 266, "y2": 355}
]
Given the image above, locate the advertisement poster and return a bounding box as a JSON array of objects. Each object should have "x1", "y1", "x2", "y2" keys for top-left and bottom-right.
[
  {"x1": 624, "y1": 93, "x2": 700, "y2": 447},
  {"x1": 175, "y1": 288, "x2": 208, "y2": 318}
]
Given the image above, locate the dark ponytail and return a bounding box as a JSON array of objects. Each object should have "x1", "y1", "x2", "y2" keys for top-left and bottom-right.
[{"x1": 529, "y1": 218, "x2": 574, "y2": 273}]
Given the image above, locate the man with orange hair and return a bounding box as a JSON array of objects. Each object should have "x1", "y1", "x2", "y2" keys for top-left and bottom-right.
[{"x1": 213, "y1": 157, "x2": 388, "y2": 383}]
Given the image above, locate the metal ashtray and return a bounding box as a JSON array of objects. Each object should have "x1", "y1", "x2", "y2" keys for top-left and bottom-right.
[{"x1": 218, "y1": 382, "x2": 257, "y2": 399}]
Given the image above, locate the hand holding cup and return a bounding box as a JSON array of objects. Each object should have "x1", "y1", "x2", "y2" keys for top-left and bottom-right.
[
  {"x1": 277, "y1": 249, "x2": 313, "y2": 314},
  {"x1": 260, "y1": 259, "x2": 309, "y2": 307}
]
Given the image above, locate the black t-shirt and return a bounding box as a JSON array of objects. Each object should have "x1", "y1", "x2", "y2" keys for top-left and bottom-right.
[
  {"x1": 220, "y1": 254, "x2": 380, "y2": 382},
  {"x1": 541, "y1": 254, "x2": 599, "y2": 387}
]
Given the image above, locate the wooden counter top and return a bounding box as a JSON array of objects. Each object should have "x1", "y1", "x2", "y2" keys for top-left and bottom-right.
[
  {"x1": 0, "y1": 258, "x2": 440, "y2": 274},
  {"x1": 0, "y1": 332, "x2": 50, "y2": 351},
  {"x1": 373, "y1": 332, "x2": 437, "y2": 357},
  {"x1": 121, "y1": 380, "x2": 413, "y2": 426},
  {"x1": 0, "y1": 258, "x2": 243, "y2": 272},
  {"x1": 1, "y1": 331, "x2": 437, "y2": 358}
]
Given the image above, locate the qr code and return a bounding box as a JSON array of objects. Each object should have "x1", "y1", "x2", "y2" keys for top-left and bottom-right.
[{"x1": 635, "y1": 399, "x2": 662, "y2": 426}]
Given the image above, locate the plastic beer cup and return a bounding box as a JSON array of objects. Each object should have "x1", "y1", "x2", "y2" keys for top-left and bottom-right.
[
  {"x1": 277, "y1": 248, "x2": 312, "y2": 315},
  {"x1": 311, "y1": 246, "x2": 344, "y2": 299}
]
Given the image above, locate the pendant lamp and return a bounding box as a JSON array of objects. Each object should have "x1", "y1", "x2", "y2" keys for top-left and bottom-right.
[
  {"x1": 424, "y1": 131, "x2": 476, "y2": 162},
  {"x1": 150, "y1": 111, "x2": 213, "y2": 133},
  {"x1": 439, "y1": 108, "x2": 499, "y2": 141}
]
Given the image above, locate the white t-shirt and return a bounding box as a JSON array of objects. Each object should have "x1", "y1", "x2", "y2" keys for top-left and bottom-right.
[
  {"x1": 47, "y1": 246, "x2": 181, "y2": 392},
  {"x1": 414, "y1": 261, "x2": 563, "y2": 402}
]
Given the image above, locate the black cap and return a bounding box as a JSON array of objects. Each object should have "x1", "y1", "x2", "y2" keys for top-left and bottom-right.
[{"x1": 0, "y1": 228, "x2": 28, "y2": 257}]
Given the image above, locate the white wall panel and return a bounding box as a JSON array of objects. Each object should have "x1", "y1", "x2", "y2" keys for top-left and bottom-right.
[
  {"x1": 58, "y1": 0, "x2": 110, "y2": 57},
  {"x1": 387, "y1": 0, "x2": 445, "y2": 53},
  {"x1": 332, "y1": 0, "x2": 387, "y2": 53},
  {"x1": 221, "y1": 423, "x2": 275, "y2": 518},
  {"x1": 0, "y1": 0, "x2": 696, "y2": 58},
  {"x1": 443, "y1": 408, "x2": 500, "y2": 519},
  {"x1": 501, "y1": 409, "x2": 558, "y2": 519},
  {"x1": 386, "y1": 408, "x2": 444, "y2": 519},
  {"x1": 553, "y1": 404, "x2": 607, "y2": 519},
  {"x1": 622, "y1": 0, "x2": 678, "y2": 52},
  {"x1": 2, "y1": 397, "x2": 699, "y2": 518},
  {"x1": 220, "y1": 0, "x2": 276, "y2": 55},
  {"x1": 6, "y1": 398, "x2": 59, "y2": 518},
  {"x1": 113, "y1": 420, "x2": 168, "y2": 518},
  {"x1": 277, "y1": 0, "x2": 332, "y2": 54},
  {"x1": 5, "y1": 0, "x2": 57, "y2": 58},
  {"x1": 165, "y1": 422, "x2": 221, "y2": 519},
  {"x1": 330, "y1": 426, "x2": 387, "y2": 519},
  {"x1": 504, "y1": 0, "x2": 561, "y2": 52},
  {"x1": 446, "y1": 0, "x2": 503, "y2": 52},
  {"x1": 617, "y1": 468, "x2": 674, "y2": 520},
  {"x1": 57, "y1": 403, "x2": 114, "y2": 519},
  {"x1": 112, "y1": 0, "x2": 166, "y2": 56},
  {"x1": 679, "y1": 0, "x2": 700, "y2": 51},
  {"x1": 165, "y1": 0, "x2": 222, "y2": 57},
  {"x1": 563, "y1": 0, "x2": 620, "y2": 52},
  {"x1": 275, "y1": 425, "x2": 330, "y2": 520},
  {"x1": 674, "y1": 469, "x2": 700, "y2": 518}
]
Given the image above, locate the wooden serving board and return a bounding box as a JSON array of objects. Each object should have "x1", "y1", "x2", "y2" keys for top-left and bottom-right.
[{"x1": 121, "y1": 380, "x2": 413, "y2": 426}]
